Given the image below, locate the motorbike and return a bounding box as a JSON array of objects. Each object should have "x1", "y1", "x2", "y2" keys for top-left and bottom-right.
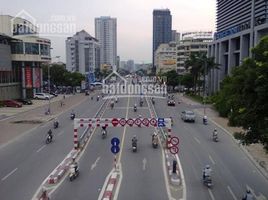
[
  {"x1": 132, "y1": 142, "x2": 137, "y2": 152},
  {"x1": 70, "y1": 113, "x2": 75, "y2": 120},
  {"x1": 140, "y1": 101, "x2": 143, "y2": 107},
  {"x1": 213, "y1": 134, "x2": 219, "y2": 142},
  {"x1": 97, "y1": 96, "x2": 99, "y2": 101},
  {"x1": 54, "y1": 121, "x2": 59, "y2": 129},
  {"x1": 46, "y1": 134, "x2": 52, "y2": 144},
  {"x1": 134, "y1": 106, "x2": 137, "y2": 112},
  {"x1": 152, "y1": 138, "x2": 158, "y2": 148},
  {"x1": 203, "y1": 176, "x2": 212, "y2": 188},
  {"x1": 203, "y1": 118, "x2": 208, "y2": 125},
  {"x1": 111, "y1": 102, "x2": 114, "y2": 109},
  {"x1": 69, "y1": 169, "x2": 79, "y2": 181},
  {"x1": 102, "y1": 130, "x2": 107, "y2": 139},
  {"x1": 115, "y1": 98, "x2": 118, "y2": 103}
]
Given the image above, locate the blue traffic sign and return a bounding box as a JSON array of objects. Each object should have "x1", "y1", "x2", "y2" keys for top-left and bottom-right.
[
  {"x1": 111, "y1": 137, "x2": 120, "y2": 146},
  {"x1": 111, "y1": 146, "x2": 120, "y2": 154},
  {"x1": 158, "y1": 118, "x2": 165, "y2": 127}
]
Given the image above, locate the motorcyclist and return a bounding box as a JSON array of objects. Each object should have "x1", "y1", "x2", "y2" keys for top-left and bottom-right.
[
  {"x1": 170, "y1": 117, "x2": 173, "y2": 126},
  {"x1": 152, "y1": 132, "x2": 158, "y2": 143},
  {"x1": 47, "y1": 129, "x2": 53, "y2": 140},
  {"x1": 212, "y1": 128, "x2": 218, "y2": 138},
  {"x1": 70, "y1": 158, "x2": 78, "y2": 174},
  {"x1": 242, "y1": 189, "x2": 254, "y2": 200},
  {"x1": 151, "y1": 97, "x2": 155, "y2": 104},
  {"x1": 132, "y1": 135, "x2": 137, "y2": 146},
  {"x1": 70, "y1": 110, "x2": 75, "y2": 119},
  {"x1": 134, "y1": 103, "x2": 137, "y2": 111},
  {"x1": 102, "y1": 125, "x2": 107, "y2": 135},
  {"x1": 203, "y1": 165, "x2": 212, "y2": 180},
  {"x1": 97, "y1": 95, "x2": 100, "y2": 101},
  {"x1": 54, "y1": 118, "x2": 59, "y2": 127},
  {"x1": 203, "y1": 115, "x2": 208, "y2": 124}
]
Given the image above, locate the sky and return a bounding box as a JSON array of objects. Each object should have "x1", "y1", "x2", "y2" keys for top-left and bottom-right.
[{"x1": 1, "y1": 0, "x2": 216, "y2": 63}]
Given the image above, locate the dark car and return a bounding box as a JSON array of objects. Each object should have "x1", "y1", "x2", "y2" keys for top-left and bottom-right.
[
  {"x1": 50, "y1": 91, "x2": 58, "y2": 97},
  {"x1": 3, "y1": 100, "x2": 23, "y2": 108},
  {"x1": 167, "y1": 100, "x2": 175, "y2": 106},
  {"x1": 16, "y1": 99, "x2": 33, "y2": 105}
]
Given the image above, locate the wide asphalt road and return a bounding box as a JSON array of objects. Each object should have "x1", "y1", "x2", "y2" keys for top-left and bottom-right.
[
  {"x1": 0, "y1": 93, "x2": 103, "y2": 200},
  {"x1": 154, "y1": 94, "x2": 268, "y2": 200},
  {"x1": 52, "y1": 95, "x2": 169, "y2": 200}
]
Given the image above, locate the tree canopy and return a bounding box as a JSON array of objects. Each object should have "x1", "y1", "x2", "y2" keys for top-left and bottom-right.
[{"x1": 214, "y1": 36, "x2": 268, "y2": 151}]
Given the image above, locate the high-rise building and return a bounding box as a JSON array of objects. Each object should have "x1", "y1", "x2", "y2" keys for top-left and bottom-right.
[
  {"x1": 153, "y1": 9, "x2": 172, "y2": 68},
  {"x1": 177, "y1": 32, "x2": 213, "y2": 74},
  {"x1": 155, "y1": 42, "x2": 177, "y2": 74},
  {"x1": 172, "y1": 30, "x2": 180, "y2": 42},
  {"x1": 208, "y1": 0, "x2": 268, "y2": 94},
  {"x1": 95, "y1": 16, "x2": 117, "y2": 68},
  {"x1": 126, "y1": 60, "x2": 135, "y2": 72},
  {"x1": 66, "y1": 30, "x2": 100, "y2": 75}
]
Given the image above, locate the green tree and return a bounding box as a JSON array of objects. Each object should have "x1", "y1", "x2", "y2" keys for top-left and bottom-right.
[
  {"x1": 163, "y1": 70, "x2": 180, "y2": 88},
  {"x1": 215, "y1": 36, "x2": 268, "y2": 151}
]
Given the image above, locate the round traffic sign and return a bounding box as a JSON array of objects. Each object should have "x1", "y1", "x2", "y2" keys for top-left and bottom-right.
[
  {"x1": 111, "y1": 146, "x2": 120, "y2": 154},
  {"x1": 170, "y1": 136, "x2": 179, "y2": 146},
  {"x1": 111, "y1": 137, "x2": 120, "y2": 146},
  {"x1": 150, "y1": 118, "x2": 157, "y2": 126},
  {"x1": 135, "y1": 118, "x2": 141, "y2": 126},
  {"x1": 119, "y1": 118, "x2": 126, "y2": 126},
  {"x1": 111, "y1": 118, "x2": 119, "y2": 127},
  {"x1": 142, "y1": 118, "x2": 149, "y2": 126},
  {"x1": 169, "y1": 146, "x2": 179, "y2": 154},
  {"x1": 127, "y1": 118, "x2": 134, "y2": 126}
]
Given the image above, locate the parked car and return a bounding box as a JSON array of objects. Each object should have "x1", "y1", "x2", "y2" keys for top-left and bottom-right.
[
  {"x1": 167, "y1": 100, "x2": 176, "y2": 106},
  {"x1": 181, "y1": 110, "x2": 196, "y2": 122},
  {"x1": 50, "y1": 91, "x2": 58, "y2": 97},
  {"x1": 16, "y1": 99, "x2": 33, "y2": 105},
  {"x1": 3, "y1": 100, "x2": 22, "y2": 108},
  {"x1": 33, "y1": 93, "x2": 52, "y2": 100}
]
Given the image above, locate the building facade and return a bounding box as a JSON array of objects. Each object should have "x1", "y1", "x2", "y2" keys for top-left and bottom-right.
[
  {"x1": 177, "y1": 32, "x2": 213, "y2": 74},
  {"x1": 95, "y1": 16, "x2": 117, "y2": 68},
  {"x1": 155, "y1": 42, "x2": 177, "y2": 74},
  {"x1": 153, "y1": 9, "x2": 172, "y2": 67},
  {"x1": 0, "y1": 15, "x2": 51, "y2": 100},
  {"x1": 66, "y1": 30, "x2": 100, "y2": 75},
  {"x1": 208, "y1": 0, "x2": 268, "y2": 94},
  {"x1": 172, "y1": 30, "x2": 180, "y2": 42}
]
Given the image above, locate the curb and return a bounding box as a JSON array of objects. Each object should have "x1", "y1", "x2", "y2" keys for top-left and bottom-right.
[{"x1": 102, "y1": 172, "x2": 118, "y2": 200}]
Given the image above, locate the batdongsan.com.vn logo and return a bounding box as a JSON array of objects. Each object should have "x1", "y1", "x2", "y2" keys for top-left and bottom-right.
[
  {"x1": 11, "y1": 9, "x2": 76, "y2": 37},
  {"x1": 102, "y1": 70, "x2": 167, "y2": 99}
]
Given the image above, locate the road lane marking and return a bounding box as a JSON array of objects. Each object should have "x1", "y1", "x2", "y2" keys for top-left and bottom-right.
[
  {"x1": 117, "y1": 96, "x2": 130, "y2": 164},
  {"x1": 194, "y1": 136, "x2": 201, "y2": 144},
  {"x1": 209, "y1": 155, "x2": 216, "y2": 165},
  {"x1": 142, "y1": 158, "x2": 147, "y2": 171},
  {"x1": 36, "y1": 145, "x2": 46, "y2": 153},
  {"x1": 208, "y1": 188, "x2": 215, "y2": 200},
  {"x1": 91, "y1": 157, "x2": 100, "y2": 170},
  {"x1": 227, "y1": 186, "x2": 238, "y2": 200},
  {"x1": 1, "y1": 168, "x2": 18, "y2": 181}
]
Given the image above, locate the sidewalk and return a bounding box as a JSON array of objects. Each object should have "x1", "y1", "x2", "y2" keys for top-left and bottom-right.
[
  {"x1": 0, "y1": 93, "x2": 90, "y2": 147},
  {"x1": 180, "y1": 95, "x2": 268, "y2": 176}
]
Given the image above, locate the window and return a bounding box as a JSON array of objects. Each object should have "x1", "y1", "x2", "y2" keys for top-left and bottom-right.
[
  {"x1": 25, "y1": 43, "x2": 39, "y2": 55},
  {"x1": 11, "y1": 42, "x2": 23, "y2": 54},
  {"x1": 40, "y1": 44, "x2": 50, "y2": 56}
]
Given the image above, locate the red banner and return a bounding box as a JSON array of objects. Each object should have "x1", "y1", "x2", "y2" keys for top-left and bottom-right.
[
  {"x1": 25, "y1": 67, "x2": 32, "y2": 88},
  {"x1": 34, "y1": 68, "x2": 41, "y2": 88}
]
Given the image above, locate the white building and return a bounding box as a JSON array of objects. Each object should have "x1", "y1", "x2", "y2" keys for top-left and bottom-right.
[
  {"x1": 65, "y1": 30, "x2": 100, "y2": 75},
  {"x1": 0, "y1": 15, "x2": 51, "y2": 99},
  {"x1": 177, "y1": 32, "x2": 213, "y2": 74},
  {"x1": 155, "y1": 42, "x2": 177, "y2": 74},
  {"x1": 95, "y1": 16, "x2": 117, "y2": 68}
]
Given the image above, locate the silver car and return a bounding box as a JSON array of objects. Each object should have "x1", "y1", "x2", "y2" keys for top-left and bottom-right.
[{"x1": 181, "y1": 110, "x2": 196, "y2": 122}]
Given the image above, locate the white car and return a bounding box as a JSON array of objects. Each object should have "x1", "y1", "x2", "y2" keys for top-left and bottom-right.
[
  {"x1": 34, "y1": 93, "x2": 53, "y2": 100},
  {"x1": 181, "y1": 110, "x2": 196, "y2": 122}
]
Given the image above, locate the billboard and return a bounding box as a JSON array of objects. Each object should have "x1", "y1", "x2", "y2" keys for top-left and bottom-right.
[
  {"x1": 34, "y1": 68, "x2": 41, "y2": 88},
  {"x1": 25, "y1": 66, "x2": 32, "y2": 88}
]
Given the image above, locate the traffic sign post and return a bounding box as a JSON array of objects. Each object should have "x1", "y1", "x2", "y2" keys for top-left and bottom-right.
[
  {"x1": 167, "y1": 136, "x2": 179, "y2": 155},
  {"x1": 111, "y1": 137, "x2": 120, "y2": 169}
]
